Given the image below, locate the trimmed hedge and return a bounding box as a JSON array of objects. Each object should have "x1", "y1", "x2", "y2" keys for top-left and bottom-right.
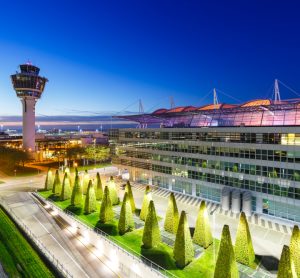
[
  {"x1": 108, "y1": 176, "x2": 119, "y2": 205},
  {"x1": 60, "y1": 172, "x2": 71, "y2": 200},
  {"x1": 234, "y1": 212, "x2": 255, "y2": 267},
  {"x1": 164, "y1": 192, "x2": 179, "y2": 234},
  {"x1": 290, "y1": 225, "x2": 300, "y2": 278},
  {"x1": 142, "y1": 200, "x2": 161, "y2": 248},
  {"x1": 52, "y1": 170, "x2": 61, "y2": 196},
  {"x1": 84, "y1": 180, "x2": 97, "y2": 214},
  {"x1": 99, "y1": 186, "x2": 114, "y2": 223},
  {"x1": 193, "y1": 201, "x2": 213, "y2": 248},
  {"x1": 95, "y1": 172, "x2": 103, "y2": 200},
  {"x1": 44, "y1": 169, "x2": 53, "y2": 190},
  {"x1": 277, "y1": 245, "x2": 296, "y2": 278},
  {"x1": 71, "y1": 173, "x2": 83, "y2": 206},
  {"x1": 214, "y1": 225, "x2": 239, "y2": 278},
  {"x1": 173, "y1": 210, "x2": 194, "y2": 268},
  {"x1": 140, "y1": 186, "x2": 152, "y2": 221},
  {"x1": 82, "y1": 170, "x2": 89, "y2": 194},
  {"x1": 125, "y1": 181, "x2": 135, "y2": 212},
  {"x1": 118, "y1": 192, "x2": 134, "y2": 235}
]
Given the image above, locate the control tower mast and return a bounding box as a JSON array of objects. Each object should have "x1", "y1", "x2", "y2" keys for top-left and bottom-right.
[{"x1": 11, "y1": 63, "x2": 48, "y2": 152}]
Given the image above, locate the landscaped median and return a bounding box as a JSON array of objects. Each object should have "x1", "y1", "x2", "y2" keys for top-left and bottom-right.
[{"x1": 0, "y1": 206, "x2": 55, "y2": 277}]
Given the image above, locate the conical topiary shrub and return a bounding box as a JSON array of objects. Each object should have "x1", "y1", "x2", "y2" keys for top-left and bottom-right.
[
  {"x1": 52, "y1": 170, "x2": 62, "y2": 196},
  {"x1": 125, "y1": 181, "x2": 135, "y2": 212},
  {"x1": 84, "y1": 180, "x2": 97, "y2": 214},
  {"x1": 82, "y1": 170, "x2": 89, "y2": 194},
  {"x1": 60, "y1": 172, "x2": 72, "y2": 200},
  {"x1": 44, "y1": 169, "x2": 53, "y2": 190},
  {"x1": 71, "y1": 173, "x2": 83, "y2": 206},
  {"x1": 290, "y1": 225, "x2": 300, "y2": 278},
  {"x1": 235, "y1": 212, "x2": 255, "y2": 267},
  {"x1": 173, "y1": 211, "x2": 194, "y2": 268},
  {"x1": 164, "y1": 192, "x2": 179, "y2": 234},
  {"x1": 140, "y1": 186, "x2": 152, "y2": 221},
  {"x1": 193, "y1": 201, "x2": 213, "y2": 248},
  {"x1": 277, "y1": 245, "x2": 297, "y2": 278},
  {"x1": 99, "y1": 186, "x2": 114, "y2": 223},
  {"x1": 64, "y1": 167, "x2": 70, "y2": 175},
  {"x1": 107, "y1": 176, "x2": 119, "y2": 205},
  {"x1": 142, "y1": 200, "x2": 161, "y2": 249},
  {"x1": 214, "y1": 225, "x2": 239, "y2": 278},
  {"x1": 118, "y1": 192, "x2": 134, "y2": 235},
  {"x1": 95, "y1": 172, "x2": 103, "y2": 200}
]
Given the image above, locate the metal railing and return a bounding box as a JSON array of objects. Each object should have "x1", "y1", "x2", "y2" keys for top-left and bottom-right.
[
  {"x1": 33, "y1": 193, "x2": 177, "y2": 278},
  {"x1": 0, "y1": 197, "x2": 73, "y2": 278}
]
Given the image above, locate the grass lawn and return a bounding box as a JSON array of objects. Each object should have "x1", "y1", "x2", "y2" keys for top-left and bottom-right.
[
  {"x1": 0, "y1": 207, "x2": 54, "y2": 277},
  {"x1": 38, "y1": 190, "x2": 216, "y2": 277},
  {"x1": 0, "y1": 165, "x2": 38, "y2": 177}
]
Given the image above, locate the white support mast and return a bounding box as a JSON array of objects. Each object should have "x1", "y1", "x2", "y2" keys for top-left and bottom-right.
[
  {"x1": 274, "y1": 79, "x2": 281, "y2": 103},
  {"x1": 213, "y1": 88, "x2": 219, "y2": 106}
]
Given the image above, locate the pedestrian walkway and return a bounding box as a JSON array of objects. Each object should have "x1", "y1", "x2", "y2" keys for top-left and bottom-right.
[{"x1": 131, "y1": 183, "x2": 294, "y2": 236}]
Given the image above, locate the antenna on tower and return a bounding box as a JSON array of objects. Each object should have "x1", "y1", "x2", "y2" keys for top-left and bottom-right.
[
  {"x1": 213, "y1": 88, "x2": 219, "y2": 105},
  {"x1": 170, "y1": 96, "x2": 175, "y2": 109},
  {"x1": 139, "y1": 99, "x2": 144, "y2": 114},
  {"x1": 274, "y1": 79, "x2": 281, "y2": 103}
]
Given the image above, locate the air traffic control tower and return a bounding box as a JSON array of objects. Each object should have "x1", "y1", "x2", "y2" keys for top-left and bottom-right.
[{"x1": 11, "y1": 63, "x2": 48, "y2": 152}]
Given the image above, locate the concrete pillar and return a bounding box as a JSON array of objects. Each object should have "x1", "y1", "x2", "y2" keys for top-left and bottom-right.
[
  {"x1": 231, "y1": 189, "x2": 241, "y2": 213},
  {"x1": 168, "y1": 177, "x2": 173, "y2": 191},
  {"x1": 242, "y1": 191, "x2": 252, "y2": 216},
  {"x1": 221, "y1": 187, "x2": 230, "y2": 211},
  {"x1": 148, "y1": 176, "x2": 152, "y2": 186},
  {"x1": 192, "y1": 182, "x2": 196, "y2": 197},
  {"x1": 21, "y1": 98, "x2": 36, "y2": 152},
  {"x1": 256, "y1": 196, "x2": 263, "y2": 214}
]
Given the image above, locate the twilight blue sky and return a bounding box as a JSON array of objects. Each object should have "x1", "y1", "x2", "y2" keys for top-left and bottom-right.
[{"x1": 0, "y1": 0, "x2": 300, "y2": 116}]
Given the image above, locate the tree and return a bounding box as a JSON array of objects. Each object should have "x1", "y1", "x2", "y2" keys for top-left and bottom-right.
[
  {"x1": 173, "y1": 211, "x2": 194, "y2": 268},
  {"x1": 140, "y1": 186, "x2": 152, "y2": 221},
  {"x1": 193, "y1": 201, "x2": 213, "y2": 248},
  {"x1": 52, "y1": 170, "x2": 62, "y2": 196},
  {"x1": 82, "y1": 170, "x2": 89, "y2": 194},
  {"x1": 277, "y1": 245, "x2": 297, "y2": 278},
  {"x1": 71, "y1": 173, "x2": 83, "y2": 206},
  {"x1": 125, "y1": 181, "x2": 135, "y2": 212},
  {"x1": 234, "y1": 212, "x2": 255, "y2": 267},
  {"x1": 290, "y1": 225, "x2": 300, "y2": 277},
  {"x1": 60, "y1": 172, "x2": 71, "y2": 200},
  {"x1": 84, "y1": 145, "x2": 111, "y2": 162},
  {"x1": 214, "y1": 225, "x2": 239, "y2": 278},
  {"x1": 164, "y1": 192, "x2": 179, "y2": 234},
  {"x1": 84, "y1": 180, "x2": 97, "y2": 214},
  {"x1": 142, "y1": 200, "x2": 161, "y2": 249},
  {"x1": 44, "y1": 169, "x2": 53, "y2": 190},
  {"x1": 118, "y1": 192, "x2": 134, "y2": 235},
  {"x1": 99, "y1": 186, "x2": 114, "y2": 223},
  {"x1": 108, "y1": 176, "x2": 119, "y2": 205},
  {"x1": 95, "y1": 172, "x2": 103, "y2": 200}
]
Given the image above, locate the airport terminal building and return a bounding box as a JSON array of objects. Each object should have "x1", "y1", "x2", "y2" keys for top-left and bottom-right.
[{"x1": 110, "y1": 98, "x2": 300, "y2": 223}]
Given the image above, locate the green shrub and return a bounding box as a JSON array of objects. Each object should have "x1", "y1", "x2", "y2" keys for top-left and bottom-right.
[
  {"x1": 277, "y1": 245, "x2": 297, "y2": 278},
  {"x1": 60, "y1": 172, "x2": 71, "y2": 200},
  {"x1": 173, "y1": 210, "x2": 194, "y2": 268},
  {"x1": 108, "y1": 176, "x2": 119, "y2": 205},
  {"x1": 193, "y1": 201, "x2": 213, "y2": 248},
  {"x1": 64, "y1": 167, "x2": 70, "y2": 175},
  {"x1": 140, "y1": 186, "x2": 152, "y2": 221},
  {"x1": 214, "y1": 225, "x2": 239, "y2": 278},
  {"x1": 95, "y1": 172, "x2": 103, "y2": 200},
  {"x1": 82, "y1": 170, "x2": 89, "y2": 194},
  {"x1": 125, "y1": 181, "x2": 135, "y2": 212},
  {"x1": 84, "y1": 180, "x2": 97, "y2": 214},
  {"x1": 118, "y1": 192, "x2": 134, "y2": 235},
  {"x1": 99, "y1": 186, "x2": 114, "y2": 223},
  {"x1": 44, "y1": 169, "x2": 53, "y2": 190},
  {"x1": 71, "y1": 173, "x2": 83, "y2": 206},
  {"x1": 52, "y1": 170, "x2": 61, "y2": 196},
  {"x1": 290, "y1": 225, "x2": 300, "y2": 277},
  {"x1": 142, "y1": 200, "x2": 161, "y2": 249},
  {"x1": 234, "y1": 212, "x2": 255, "y2": 267},
  {"x1": 164, "y1": 192, "x2": 179, "y2": 234}
]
